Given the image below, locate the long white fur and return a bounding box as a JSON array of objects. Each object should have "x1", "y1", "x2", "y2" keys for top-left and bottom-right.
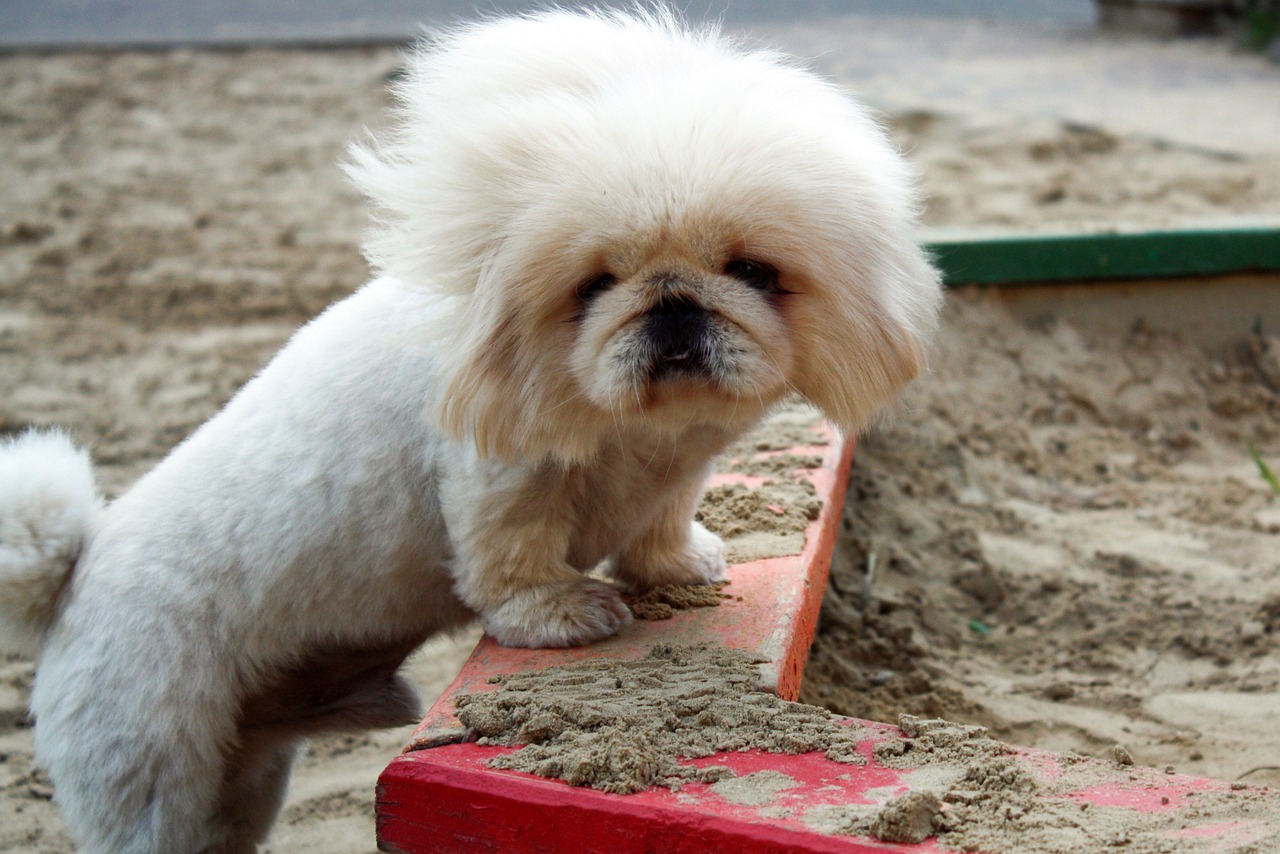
[
  {"x1": 0, "y1": 8, "x2": 941, "y2": 852},
  {"x1": 346, "y1": 7, "x2": 940, "y2": 458},
  {"x1": 0, "y1": 431, "x2": 100, "y2": 652}
]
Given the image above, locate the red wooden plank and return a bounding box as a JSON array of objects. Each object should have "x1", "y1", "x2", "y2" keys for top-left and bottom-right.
[
  {"x1": 378, "y1": 731, "x2": 925, "y2": 854},
  {"x1": 379, "y1": 720, "x2": 1279, "y2": 854}
]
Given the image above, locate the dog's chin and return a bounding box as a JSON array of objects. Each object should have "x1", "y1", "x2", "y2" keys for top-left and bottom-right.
[
  {"x1": 592, "y1": 367, "x2": 786, "y2": 435},
  {"x1": 573, "y1": 300, "x2": 791, "y2": 425}
]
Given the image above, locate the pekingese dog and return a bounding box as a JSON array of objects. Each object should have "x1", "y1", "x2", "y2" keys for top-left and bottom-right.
[{"x1": 0, "y1": 8, "x2": 940, "y2": 852}]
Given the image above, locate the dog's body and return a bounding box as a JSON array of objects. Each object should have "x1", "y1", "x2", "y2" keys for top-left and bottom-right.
[
  {"x1": 0, "y1": 9, "x2": 941, "y2": 852},
  {"x1": 19, "y1": 277, "x2": 731, "y2": 851}
]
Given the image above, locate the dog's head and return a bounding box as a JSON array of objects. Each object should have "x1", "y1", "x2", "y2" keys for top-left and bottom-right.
[{"x1": 347, "y1": 9, "x2": 941, "y2": 461}]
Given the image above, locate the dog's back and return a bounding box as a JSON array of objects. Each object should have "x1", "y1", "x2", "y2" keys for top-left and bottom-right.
[{"x1": 8, "y1": 279, "x2": 471, "y2": 852}]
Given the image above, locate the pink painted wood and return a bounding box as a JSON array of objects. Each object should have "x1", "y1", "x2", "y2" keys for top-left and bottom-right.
[
  {"x1": 379, "y1": 720, "x2": 1278, "y2": 854},
  {"x1": 379, "y1": 732, "x2": 926, "y2": 854}
]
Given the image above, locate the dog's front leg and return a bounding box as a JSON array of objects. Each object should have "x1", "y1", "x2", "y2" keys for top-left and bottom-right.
[
  {"x1": 442, "y1": 463, "x2": 632, "y2": 649},
  {"x1": 608, "y1": 475, "x2": 727, "y2": 593}
]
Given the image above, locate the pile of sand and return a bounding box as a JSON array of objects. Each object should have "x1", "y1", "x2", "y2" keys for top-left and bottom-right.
[
  {"x1": 454, "y1": 644, "x2": 865, "y2": 794},
  {"x1": 625, "y1": 582, "x2": 730, "y2": 621}
]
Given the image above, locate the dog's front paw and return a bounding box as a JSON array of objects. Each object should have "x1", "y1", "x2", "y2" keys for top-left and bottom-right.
[
  {"x1": 675, "y1": 521, "x2": 728, "y2": 584},
  {"x1": 481, "y1": 577, "x2": 633, "y2": 649},
  {"x1": 612, "y1": 521, "x2": 727, "y2": 592}
]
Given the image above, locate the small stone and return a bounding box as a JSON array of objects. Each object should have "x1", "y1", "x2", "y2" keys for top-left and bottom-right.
[
  {"x1": 1240, "y1": 621, "x2": 1265, "y2": 643},
  {"x1": 1252, "y1": 507, "x2": 1280, "y2": 534},
  {"x1": 1044, "y1": 683, "x2": 1076, "y2": 701},
  {"x1": 1111, "y1": 745, "x2": 1135, "y2": 766}
]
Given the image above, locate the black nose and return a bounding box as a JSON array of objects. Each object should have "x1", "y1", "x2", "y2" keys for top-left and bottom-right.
[{"x1": 643, "y1": 297, "x2": 713, "y2": 378}]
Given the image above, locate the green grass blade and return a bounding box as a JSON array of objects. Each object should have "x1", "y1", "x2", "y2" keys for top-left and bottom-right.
[{"x1": 1249, "y1": 442, "x2": 1280, "y2": 496}]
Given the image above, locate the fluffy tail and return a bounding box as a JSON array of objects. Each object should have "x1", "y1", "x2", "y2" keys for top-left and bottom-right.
[{"x1": 0, "y1": 430, "x2": 101, "y2": 654}]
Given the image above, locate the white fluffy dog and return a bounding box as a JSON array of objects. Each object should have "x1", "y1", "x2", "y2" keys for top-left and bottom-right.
[{"x1": 0, "y1": 8, "x2": 940, "y2": 852}]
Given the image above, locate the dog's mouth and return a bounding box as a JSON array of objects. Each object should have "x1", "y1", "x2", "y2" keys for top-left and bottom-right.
[
  {"x1": 639, "y1": 295, "x2": 722, "y2": 384},
  {"x1": 580, "y1": 275, "x2": 783, "y2": 417}
]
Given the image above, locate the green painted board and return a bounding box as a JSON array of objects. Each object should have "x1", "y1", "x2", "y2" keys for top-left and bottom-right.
[{"x1": 925, "y1": 227, "x2": 1280, "y2": 287}]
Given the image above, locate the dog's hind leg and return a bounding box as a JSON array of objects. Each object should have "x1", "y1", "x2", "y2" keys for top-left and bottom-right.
[
  {"x1": 36, "y1": 706, "x2": 248, "y2": 854},
  {"x1": 205, "y1": 742, "x2": 300, "y2": 854},
  {"x1": 236, "y1": 636, "x2": 426, "y2": 740},
  {"x1": 32, "y1": 621, "x2": 279, "y2": 853},
  {"x1": 203, "y1": 639, "x2": 426, "y2": 850}
]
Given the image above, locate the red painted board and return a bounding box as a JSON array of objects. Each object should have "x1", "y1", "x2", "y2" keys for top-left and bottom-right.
[
  {"x1": 379, "y1": 722, "x2": 928, "y2": 854},
  {"x1": 405, "y1": 419, "x2": 854, "y2": 751},
  {"x1": 378, "y1": 719, "x2": 1280, "y2": 854}
]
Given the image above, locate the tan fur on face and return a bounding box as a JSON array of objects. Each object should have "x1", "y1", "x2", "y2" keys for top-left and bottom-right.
[
  {"x1": 571, "y1": 238, "x2": 796, "y2": 417},
  {"x1": 432, "y1": 184, "x2": 935, "y2": 463}
]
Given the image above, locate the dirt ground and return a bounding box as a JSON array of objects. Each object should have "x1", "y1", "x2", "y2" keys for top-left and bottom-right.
[{"x1": 2, "y1": 26, "x2": 1279, "y2": 854}]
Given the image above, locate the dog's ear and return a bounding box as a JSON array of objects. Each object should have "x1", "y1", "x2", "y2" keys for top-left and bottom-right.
[
  {"x1": 436, "y1": 308, "x2": 527, "y2": 460},
  {"x1": 789, "y1": 237, "x2": 940, "y2": 436},
  {"x1": 434, "y1": 295, "x2": 603, "y2": 463}
]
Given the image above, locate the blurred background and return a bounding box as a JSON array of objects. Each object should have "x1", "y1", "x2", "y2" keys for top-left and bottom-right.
[
  {"x1": 5, "y1": 0, "x2": 1276, "y2": 154},
  {"x1": 7, "y1": 1, "x2": 1099, "y2": 48},
  {"x1": 5, "y1": 0, "x2": 1279, "y2": 49}
]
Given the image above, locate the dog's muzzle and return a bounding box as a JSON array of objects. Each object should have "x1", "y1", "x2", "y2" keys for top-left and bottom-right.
[{"x1": 642, "y1": 296, "x2": 717, "y2": 381}]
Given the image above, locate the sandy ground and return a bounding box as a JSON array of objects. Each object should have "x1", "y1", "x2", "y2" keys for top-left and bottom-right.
[{"x1": 2, "y1": 15, "x2": 1280, "y2": 853}]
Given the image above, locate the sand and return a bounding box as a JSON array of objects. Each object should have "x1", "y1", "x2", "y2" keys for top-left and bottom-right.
[
  {"x1": 2, "y1": 20, "x2": 1280, "y2": 854},
  {"x1": 799, "y1": 297, "x2": 1280, "y2": 791},
  {"x1": 806, "y1": 716, "x2": 1280, "y2": 852},
  {"x1": 453, "y1": 658, "x2": 1280, "y2": 852},
  {"x1": 624, "y1": 581, "x2": 731, "y2": 621},
  {"x1": 454, "y1": 644, "x2": 866, "y2": 795}
]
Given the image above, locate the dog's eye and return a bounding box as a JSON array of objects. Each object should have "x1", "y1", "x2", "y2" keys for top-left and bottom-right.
[
  {"x1": 724, "y1": 258, "x2": 781, "y2": 292},
  {"x1": 576, "y1": 272, "x2": 617, "y2": 303}
]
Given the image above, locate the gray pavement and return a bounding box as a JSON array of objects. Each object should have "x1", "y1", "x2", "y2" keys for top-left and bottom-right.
[
  {"x1": 3, "y1": 1, "x2": 1275, "y2": 158},
  {"x1": 763, "y1": 13, "x2": 1280, "y2": 157},
  {"x1": 4, "y1": 1, "x2": 1094, "y2": 49}
]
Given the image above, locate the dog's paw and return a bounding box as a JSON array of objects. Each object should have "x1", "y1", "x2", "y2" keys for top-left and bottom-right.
[
  {"x1": 481, "y1": 577, "x2": 633, "y2": 649},
  {"x1": 612, "y1": 521, "x2": 727, "y2": 592}
]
